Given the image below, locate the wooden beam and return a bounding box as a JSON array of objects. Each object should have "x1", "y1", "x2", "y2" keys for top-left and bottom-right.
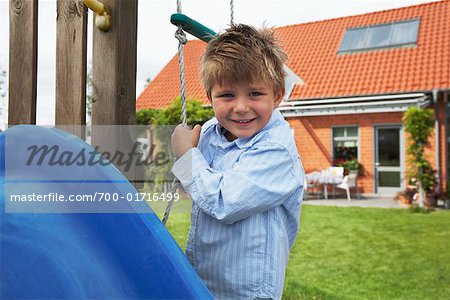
[
  {"x1": 8, "y1": 0, "x2": 38, "y2": 125},
  {"x1": 90, "y1": 0, "x2": 141, "y2": 187},
  {"x1": 55, "y1": 0, "x2": 88, "y2": 138},
  {"x1": 91, "y1": 0, "x2": 137, "y2": 126}
]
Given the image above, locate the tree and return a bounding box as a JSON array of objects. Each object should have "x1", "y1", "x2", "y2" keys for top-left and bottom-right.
[
  {"x1": 136, "y1": 97, "x2": 214, "y2": 191},
  {"x1": 137, "y1": 96, "x2": 213, "y2": 144},
  {"x1": 136, "y1": 108, "x2": 159, "y2": 126},
  {"x1": 149, "y1": 96, "x2": 213, "y2": 151},
  {"x1": 152, "y1": 96, "x2": 213, "y2": 125},
  {"x1": 403, "y1": 106, "x2": 435, "y2": 207}
]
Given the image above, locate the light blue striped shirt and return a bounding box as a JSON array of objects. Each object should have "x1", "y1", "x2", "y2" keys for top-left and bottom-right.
[{"x1": 172, "y1": 109, "x2": 304, "y2": 300}]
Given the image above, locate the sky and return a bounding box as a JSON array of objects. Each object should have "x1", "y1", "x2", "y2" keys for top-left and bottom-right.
[{"x1": 0, "y1": 0, "x2": 439, "y2": 129}]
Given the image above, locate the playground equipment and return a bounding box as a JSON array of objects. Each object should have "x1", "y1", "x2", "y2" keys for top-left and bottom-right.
[
  {"x1": 82, "y1": 0, "x2": 112, "y2": 32},
  {"x1": 2, "y1": 0, "x2": 225, "y2": 297},
  {"x1": 162, "y1": 0, "x2": 234, "y2": 224},
  {"x1": 170, "y1": 13, "x2": 217, "y2": 43},
  {"x1": 0, "y1": 125, "x2": 212, "y2": 299}
]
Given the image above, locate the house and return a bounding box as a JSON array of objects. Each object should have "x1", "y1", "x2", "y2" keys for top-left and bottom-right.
[{"x1": 137, "y1": 0, "x2": 450, "y2": 195}]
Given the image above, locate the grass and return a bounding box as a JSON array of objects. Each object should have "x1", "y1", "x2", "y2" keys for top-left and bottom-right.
[
  {"x1": 284, "y1": 206, "x2": 450, "y2": 300},
  {"x1": 158, "y1": 203, "x2": 450, "y2": 300}
]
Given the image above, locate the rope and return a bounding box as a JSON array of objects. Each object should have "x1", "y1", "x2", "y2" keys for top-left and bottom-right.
[
  {"x1": 230, "y1": 0, "x2": 234, "y2": 25},
  {"x1": 175, "y1": 29, "x2": 188, "y2": 126},
  {"x1": 162, "y1": 0, "x2": 188, "y2": 225},
  {"x1": 162, "y1": 177, "x2": 180, "y2": 224},
  {"x1": 164, "y1": 0, "x2": 235, "y2": 224},
  {"x1": 175, "y1": 0, "x2": 188, "y2": 126}
]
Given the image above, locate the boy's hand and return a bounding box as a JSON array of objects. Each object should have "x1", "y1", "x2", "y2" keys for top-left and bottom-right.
[{"x1": 171, "y1": 124, "x2": 202, "y2": 157}]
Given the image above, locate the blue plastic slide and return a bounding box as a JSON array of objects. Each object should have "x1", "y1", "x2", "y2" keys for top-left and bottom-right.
[{"x1": 0, "y1": 125, "x2": 212, "y2": 299}]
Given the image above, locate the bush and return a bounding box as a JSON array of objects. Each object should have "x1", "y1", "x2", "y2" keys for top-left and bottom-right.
[{"x1": 402, "y1": 107, "x2": 435, "y2": 205}]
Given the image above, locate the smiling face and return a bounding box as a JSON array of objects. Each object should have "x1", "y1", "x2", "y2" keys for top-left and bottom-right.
[{"x1": 209, "y1": 82, "x2": 284, "y2": 141}]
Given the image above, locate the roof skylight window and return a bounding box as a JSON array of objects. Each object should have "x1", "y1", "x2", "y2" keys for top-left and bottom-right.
[{"x1": 339, "y1": 19, "x2": 420, "y2": 52}]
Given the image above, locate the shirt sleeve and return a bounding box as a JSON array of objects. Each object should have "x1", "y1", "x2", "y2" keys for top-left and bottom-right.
[{"x1": 172, "y1": 143, "x2": 303, "y2": 224}]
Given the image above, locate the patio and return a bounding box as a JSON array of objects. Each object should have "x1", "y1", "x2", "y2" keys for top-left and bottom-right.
[{"x1": 302, "y1": 194, "x2": 409, "y2": 209}]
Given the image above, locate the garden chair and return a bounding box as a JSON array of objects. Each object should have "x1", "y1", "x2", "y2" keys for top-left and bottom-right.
[
  {"x1": 336, "y1": 172, "x2": 359, "y2": 201},
  {"x1": 305, "y1": 171, "x2": 322, "y2": 199}
]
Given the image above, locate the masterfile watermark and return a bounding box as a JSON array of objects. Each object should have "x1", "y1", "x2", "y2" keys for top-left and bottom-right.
[
  {"x1": 3, "y1": 125, "x2": 193, "y2": 213},
  {"x1": 4, "y1": 125, "x2": 184, "y2": 184},
  {"x1": 26, "y1": 142, "x2": 170, "y2": 172}
]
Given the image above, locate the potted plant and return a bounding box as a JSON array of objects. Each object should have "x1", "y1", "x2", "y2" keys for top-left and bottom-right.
[
  {"x1": 395, "y1": 190, "x2": 413, "y2": 205},
  {"x1": 403, "y1": 107, "x2": 435, "y2": 208},
  {"x1": 420, "y1": 162, "x2": 437, "y2": 207},
  {"x1": 395, "y1": 177, "x2": 419, "y2": 206},
  {"x1": 445, "y1": 179, "x2": 450, "y2": 209},
  {"x1": 339, "y1": 159, "x2": 362, "y2": 175}
]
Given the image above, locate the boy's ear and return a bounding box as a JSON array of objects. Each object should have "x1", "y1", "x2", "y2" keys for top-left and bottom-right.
[{"x1": 274, "y1": 88, "x2": 285, "y2": 107}]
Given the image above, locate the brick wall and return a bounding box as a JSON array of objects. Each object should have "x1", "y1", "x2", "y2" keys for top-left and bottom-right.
[{"x1": 286, "y1": 111, "x2": 441, "y2": 194}]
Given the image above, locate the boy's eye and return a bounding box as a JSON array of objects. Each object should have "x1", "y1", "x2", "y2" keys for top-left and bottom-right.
[
  {"x1": 218, "y1": 93, "x2": 234, "y2": 98},
  {"x1": 249, "y1": 92, "x2": 263, "y2": 97}
]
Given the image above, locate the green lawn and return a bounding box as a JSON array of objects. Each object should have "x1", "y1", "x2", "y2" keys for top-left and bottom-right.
[{"x1": 159, "y1": 203, "x2": 450, "y2": 300}]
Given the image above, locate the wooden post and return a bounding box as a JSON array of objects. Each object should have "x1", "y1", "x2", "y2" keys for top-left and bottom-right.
[
  {"x1": 8, "y1": 0, "x2": 38, "y2": 125},
  {"x1": 55, "y1": 0, "x2": 88, "y2": 138},
  {"x1": 91, "y1": 0, "x2": 137, "y2": 126},
  {"x1": 90, "y1": 0, "x2": 141, "y2": 187}
]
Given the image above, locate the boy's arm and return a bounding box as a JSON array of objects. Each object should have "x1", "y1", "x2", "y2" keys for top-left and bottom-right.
[{"x1": 172, "y1": 143, "x2": 304, "y2": 225}]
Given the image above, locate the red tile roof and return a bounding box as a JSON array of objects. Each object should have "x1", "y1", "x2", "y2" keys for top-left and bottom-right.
[{"x1": 137, "y1": 0, "x2": 450, "y2": 110}]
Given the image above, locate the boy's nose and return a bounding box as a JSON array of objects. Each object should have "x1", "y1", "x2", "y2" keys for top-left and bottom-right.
[{"x1": 233, "y1": 98, "x2": 250, "y2": 113}]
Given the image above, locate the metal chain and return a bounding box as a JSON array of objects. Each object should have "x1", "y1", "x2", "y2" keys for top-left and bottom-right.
[
  {"x1": 230, "y1": 0, "x2": 234, "y2": 25},
  {"x1": 162, "y1": 0, "x2": 188, "y2": 226}
]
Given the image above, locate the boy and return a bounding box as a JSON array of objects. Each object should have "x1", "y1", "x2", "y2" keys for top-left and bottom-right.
[{"x1": 171, "y1": 24, "x2": 304, "y2": 300}]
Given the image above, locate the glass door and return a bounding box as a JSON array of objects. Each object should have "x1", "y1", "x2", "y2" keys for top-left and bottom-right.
[{"x1": 374, "y1": 126, "x2": 404, "y2": 194}]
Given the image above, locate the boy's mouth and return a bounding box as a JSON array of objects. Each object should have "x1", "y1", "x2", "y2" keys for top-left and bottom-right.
[{"x1": 230, "y1": 118, "x2": 256, "y2": 124}]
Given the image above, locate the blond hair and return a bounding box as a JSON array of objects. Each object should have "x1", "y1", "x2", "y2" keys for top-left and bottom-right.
[{"x1": 200, "y1": 24, "x2": 287, "y2": 96}]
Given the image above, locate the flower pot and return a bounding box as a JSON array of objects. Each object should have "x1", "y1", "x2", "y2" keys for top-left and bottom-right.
[
  {"x1": 424, "y1": 194, "x2": 436, "y2": 207},
  {"x1": 397, "y1": 194, "x2": 412, "y2": 205},
  {"x1": 444, "y1": 199, "x2": 450, "y2": 209}
]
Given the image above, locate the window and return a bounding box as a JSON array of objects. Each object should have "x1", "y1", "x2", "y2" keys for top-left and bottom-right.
[
  {"x1": 332, "y1": 126, "x2": 359, "y2": 166},
  {"x1": 339, "y1": 19, "x2": 420, "y2": 52}
]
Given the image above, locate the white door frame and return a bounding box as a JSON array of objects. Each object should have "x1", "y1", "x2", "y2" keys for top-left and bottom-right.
[{"x1": 374, "y1": 124, "x2": 405, "y2": 194}]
